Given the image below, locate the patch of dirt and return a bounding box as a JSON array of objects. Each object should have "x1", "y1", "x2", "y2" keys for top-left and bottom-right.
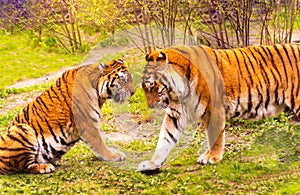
[{"x1": 0, "y1": 91, "x2": 41, "y2": 115}]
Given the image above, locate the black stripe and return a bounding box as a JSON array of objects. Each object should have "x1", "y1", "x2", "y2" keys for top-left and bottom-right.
[
  {"x1": 15, "y1": 115, "x2": 20, "y2": 123},
  {"x1": 290, "y1": 77, "x2": 295, "y2": 110},
  {"x1": 186, "y1": 65, "x2": 191, "y2": 80},
  {"x1": 0, "y1": 146, "x2": 29, "y2": 151},
  {"x1": 223, "y1": 50, "x2": 231, "y2": 65},
  {"x1": 168, "y1": 115, "x2": 178, "y2": 129},
  {"x1": 62, "y1": 72, "x2": 73, "y2": 101},
  {"x1": 169, "y1": 107, "x2": 181, "y2": 116},
  {"x1": 249, "y1": 48, "x2": 270, "y2": 84},
  {"x1": 171, "y1": 47, "x2": 190, "y2": 55},
  {"x1": 36, "y1": 121, "x2": 49, "y2": 153},
  {"x1": 23, "y1": 106, "x2": 30, "y2": 123},
  {"x1": 56, "y1": 77, "x2": 61, "y2": 88},
  {"x1": 50, "y1": 145, "x2": 65, "y2": 158},
  {"x1": 254, "y1": 86, "x2": 264, "y2": 116},
  {"x1": 291, "y1": 45, "x2": 300, "y2": 97},
  {"x1": 273, "y1": 45, "x2": 288, "y2": 84},
  {"x1": 98, "y1": 80, "x2": 108, "y2": 95},
  {"x1": 36, "y1": 96, "x2": 49, "y2": 112},
  {"x1": 6, "y1": 134, "x2": 28, "y2": 148},
  {"x1": 59, "y1": 137, "x2": 78, "y2": 147},
  {"x1": 164, "y1": 137, "x2": 171, "y2": 144},
  {"x1": 15, "y1": 131, "x2": 35, "y2": 149},
  {"x1": 45, "y1": 120, "x2": 59, "y2": 143},
  {"x1": 87, "y1": 107, "x2": 101, "y2": 123},
  {"x1": 282, "y1": 44, "x2": 294, "y2": 70},
  {"x1": 89, "y1": 103, "x2": 101, "y2": 118},
  {"x1": 239, "y1": 49, "x2": 254, "y2": 85},
  {"x1": 264, "y1": 49, "x2": 280, "y2": 103},
  {"x1": 59, "y1": 124, "x2": 67, "y2": 139},
  {"x1": 72, "y1": 100, "x2": 88, "y2": 121},
  {"x1": 201, "y1": 104, "x2": 209, "y2": 118},
  {"x1": 17, "y1": 125, "x2": 29, "y2": 134},
  {"x1": 265, "y1": 47, "x2": 282, "y2": 84},
  {"x1": 0, "y1": 152, "x2": 33, "y2": 160},
  {"x1": 246, "y1": 82, "x2": 253, "y2": 115},
  {"x1": 168, "y1": 61, "x2": 185, "y2": 72},
  {"x1": 42, "y1": 153, "x2": 50, "y2": 162},
  {"x1": 232, "y1": 50, "x2": 241, "y2": 114},
  {"x1": 166, "y1": 128, "x2": 177, "y2": 143},
  {"x1": 270, "y1": 69, "x2": 280, "y2": 105},
  {"x1": 32, "y1": 104, "x2": 44, "y2": 120},
  {"x1": 49, "y1": 86, "x2": 60, "y2": 101},
  {"x1": 194, "y1": 89, "x2": 203, "y2": 112},
  {"x1": 45, "y1": 89, "x2": 55, "y2": 104}
]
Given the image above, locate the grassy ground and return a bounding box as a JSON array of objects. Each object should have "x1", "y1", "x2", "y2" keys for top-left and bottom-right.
[
  {"x1": 0, "y1": 33, "x2": 299, "y2": 194},
  {"x1": 0, "y1": 32, "x2": 84, "y2": 89}
]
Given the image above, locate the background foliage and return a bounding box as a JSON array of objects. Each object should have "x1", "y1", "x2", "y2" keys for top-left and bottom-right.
[{"x1": 1, "y1": 0, "x2": 300, "y2": 53}]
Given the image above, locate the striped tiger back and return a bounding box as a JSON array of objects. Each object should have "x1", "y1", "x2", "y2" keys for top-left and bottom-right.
[{"x1": 194, "y1": 44, "x2": 299, "y2": 119}]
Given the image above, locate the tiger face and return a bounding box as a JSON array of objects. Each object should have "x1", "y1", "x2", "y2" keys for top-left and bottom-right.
[
  {"x1": 142, "y1": 80, "x2": 169, "y2": 109},
  {"x1": 142, "y1": 52, "x2": 178, "y2": 109},
  {"x1": 98, "y1": 60, "x2": 135, "y2": 104}
]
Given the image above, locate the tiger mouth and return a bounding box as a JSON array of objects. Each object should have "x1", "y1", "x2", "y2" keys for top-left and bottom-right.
[
  {"x1": 150, "y1": 99, "x2": 169, "y2": 109},
  {"x1": 113, "y1": 93, "x2": 127, "y2": 104}
]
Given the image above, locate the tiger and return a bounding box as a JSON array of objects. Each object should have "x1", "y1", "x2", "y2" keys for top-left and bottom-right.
[
  {"x1": 0, "y1": 59, "x2": 135, "y2": 174},
  {"x1": 139, "y1": 44, "x2": 300, "y2": 172}
]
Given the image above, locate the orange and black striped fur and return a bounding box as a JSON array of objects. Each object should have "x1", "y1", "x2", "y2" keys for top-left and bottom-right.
[
  {"x1": 0, "y1": 59, "x2": 135, "y2": 174},
  {"x1": 139, "y1": 44, "x2": 300, "y2": 172}
]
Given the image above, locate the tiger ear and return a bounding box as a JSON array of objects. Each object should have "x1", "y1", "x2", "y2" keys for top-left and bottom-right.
[
  {"x1": 99, "y1": 63, "x2": 108, "y2": 69},
  {"x1": 157, "y1": 51, "x2": 168, "y2": 64},
  {"x1": 98, "y1": 63, "x2": 108, "y2": 73},
  {"x1": 117, "y1": 59, "x2": 124, "y2": 64},
  {"x1": 158, "y1": 52, "x2": 166, "y2": 60}
]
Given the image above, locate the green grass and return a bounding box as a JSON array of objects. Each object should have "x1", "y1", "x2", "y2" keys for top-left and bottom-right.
[
  {"x1": 0, "y1": 111, "x2": 299, "y2": 194},
  {"x1": 0, "y1": 32, "x2": 299, "y2": 194},
  {"x1": 0, "y1": 32, "x2": 84, "y2": 89}
]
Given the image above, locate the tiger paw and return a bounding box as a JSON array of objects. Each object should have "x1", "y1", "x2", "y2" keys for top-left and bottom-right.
[
  {"x1": 27, "y1": 163, "x2": 55, "y2": 174},
  {"x1": 138, "y1": 160, "x2": 161, "y2": 173},
  {"x1": 103, "y1": 151, "x2": 126, "y2": 162},
  {"x1": 197, "y1": 151, "x2": 222, "y2": 165}
]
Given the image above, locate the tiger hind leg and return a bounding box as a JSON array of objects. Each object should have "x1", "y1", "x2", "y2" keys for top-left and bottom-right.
[
  {"x1": 0, "y1": 124, "x2": 56, "y2": 174},
  {"x1": 285, "y1": 96, "x2": 300, "y2": 121}
]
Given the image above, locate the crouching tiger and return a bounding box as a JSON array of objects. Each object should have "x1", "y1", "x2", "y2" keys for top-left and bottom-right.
[
  {"x1": 139, "y1": 44, "x2": 300, "y2": 172},
  {"x1": 0, "y1": 59, "x2": 135, "y2": 174}
]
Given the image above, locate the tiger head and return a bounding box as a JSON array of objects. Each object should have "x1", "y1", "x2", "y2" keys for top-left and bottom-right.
[
  {"x1": 142, "y1": 51, "x2": 182, "y2": 109},
  {"x1": 98, "y1": 59, "x2": 135, "y2": 104}
]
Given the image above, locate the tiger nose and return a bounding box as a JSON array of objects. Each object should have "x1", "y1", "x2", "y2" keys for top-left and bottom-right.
[{"x1": 130, "y1": 89, "x2": 135, "y2": 96}]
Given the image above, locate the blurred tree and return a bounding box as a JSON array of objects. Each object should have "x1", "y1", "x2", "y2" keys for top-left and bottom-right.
[{"x1": 1, "y1": 0, "x2": 299, "y2": 52}]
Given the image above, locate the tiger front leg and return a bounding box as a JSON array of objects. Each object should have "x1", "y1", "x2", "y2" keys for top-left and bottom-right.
[
  {"x1": 80, "y1": 127, "x2": 126, "y2": 162},
  {"x1": 138, "y1": 115, "x2": 182, "y2": 172}
]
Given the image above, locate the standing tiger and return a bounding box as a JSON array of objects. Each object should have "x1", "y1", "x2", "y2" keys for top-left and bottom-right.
[
  {"x1": 139, "y1": 44, "x2": 300, "y2": 172},
  {"x1": 0, "y1": 59, "x2": 135, "y2": 174}
]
